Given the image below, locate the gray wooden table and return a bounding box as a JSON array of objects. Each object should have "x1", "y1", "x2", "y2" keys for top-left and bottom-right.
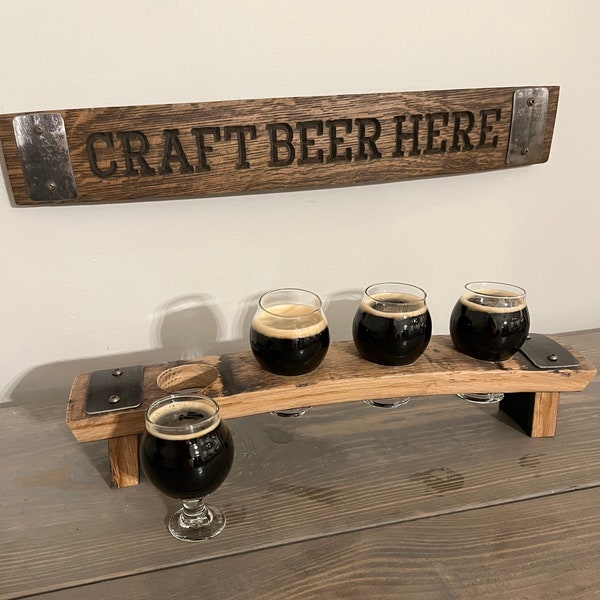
[{"x1": 2, "y1": 330, "x2": 599, "y2": 599}]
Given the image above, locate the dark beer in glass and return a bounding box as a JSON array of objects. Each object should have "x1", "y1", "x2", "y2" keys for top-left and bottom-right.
[
  {"x1": 352, "y1": 283, "x2": 432, "y2": 408},
  {"x1": 353, "y1": 282, "x2": 432, "y2": 366},
  {"x1": 449, "y1": 281, "x2": 529, "y2": 403},
  {"x1": 140, "y1": 393, "x2": 234, "y2": 541},
  {"x1": 449, "y1": 282, "x2": 529, "y2": 361},
  {"x1": 250, "y1": 288, "x2": 329, "y2": 416},
  {"x1": 250, "y1": 288, "x2": 330, "y2": 376}
]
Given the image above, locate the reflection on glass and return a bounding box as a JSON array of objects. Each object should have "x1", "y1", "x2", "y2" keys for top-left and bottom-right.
[
  {"x1": 352, "y1": 282, "x2": 432, "y2": 408},
  {"x1": 250, "y1": 288, "x2": 330, "y2": 416},
  {"x1": 140, "y1": 394, "x2": 234, "y2": 541},
  {"x1": 449, "y1": 281, "x2": 530, "y2": 404}
]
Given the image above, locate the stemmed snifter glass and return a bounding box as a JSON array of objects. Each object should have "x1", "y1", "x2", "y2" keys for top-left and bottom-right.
[{"x1": 140, "y1": 393, "x2": 234, "y2": 541}]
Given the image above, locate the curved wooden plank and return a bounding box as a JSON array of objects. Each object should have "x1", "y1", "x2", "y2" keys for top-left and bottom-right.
[
  {"x1": 66, "y1": 335, "x2": 596, "y2": 443},
  {"x1": 0, "y1": 86, "x2": 559, "y2": 205}
]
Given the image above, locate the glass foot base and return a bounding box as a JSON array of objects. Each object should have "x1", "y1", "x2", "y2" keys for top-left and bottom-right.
[
  {"x1": 168, "y1": 503, "x2": 226, "y2": 542},
  {"x1": 271, "y1": 407, "x2": 312, "y2": 417},
  {"x1": 364, "y1": 397, "x2": 410, "y2": 409},
  {"x1": 457, "y1": 393, "x2": 504, "y2": 404}
]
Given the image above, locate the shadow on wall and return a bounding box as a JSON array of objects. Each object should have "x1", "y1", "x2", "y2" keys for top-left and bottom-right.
[
  {"x1": 7, "y1": 294, "x2": 240, "y2": 409},
  {"x1": 324, "y1": 288, "x2": 363, "y2": 342},
  {"x1": 7, "y1": 288, "x2": 365, "y2": 410}
]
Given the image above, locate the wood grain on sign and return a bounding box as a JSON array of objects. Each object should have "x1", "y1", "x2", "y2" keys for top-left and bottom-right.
[{"x1": 0, "y1": 86, "x2": 559, "y2": 205}]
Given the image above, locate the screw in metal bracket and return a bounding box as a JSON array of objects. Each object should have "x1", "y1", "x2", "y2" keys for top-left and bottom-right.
[
  {"x1": 520, "y1": 148, "x2": 529, "y2": 156},
  {"x1": 108, "y1": 394, "x2": 121, "y2": 404},
  {"x1": 527, "y1": 97, "x2": 536, "y2": 107},
  {"x1": 46, "y1": 181, "x2": 57, "y2": 192},
  {"x1": 112, "y1": 368, "x2": 123, "y2": 377},
  {"x1": 546, "y1": 353, "x2": 559, "y2": 362}
]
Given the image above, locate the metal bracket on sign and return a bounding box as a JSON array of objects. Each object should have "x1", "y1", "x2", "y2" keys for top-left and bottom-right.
[
  {"x1": 518, "y1": 333, "x2": 580, "y2": 370},
  {"x1": 506, "y1": 87, "x2": 549, "y2": 166},
  {"x1": 12, "y1": 113, "x2": 78, "y2": 202},
  {"x1": 85, "y1": 365, "x2": 144, "y2": 415}
]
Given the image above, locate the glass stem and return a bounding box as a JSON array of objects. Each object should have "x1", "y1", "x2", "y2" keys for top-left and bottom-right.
[{"x1": 180, "y1": 498, "x2": 212, "y2": 529}]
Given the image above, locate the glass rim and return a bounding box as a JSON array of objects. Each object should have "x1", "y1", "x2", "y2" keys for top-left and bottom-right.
[
  {"x1": 364, "y1": 281, "x2": 427, "y2": 302},
  {"x1": 144, "y1": 393, "x2": 221, "y2": 437},
  {"x1": 464, "y1": 281, "x2": 526, "y2": 298},
  {"x1": 258, "y1": 287, "x2": 323, "y2": 318}
]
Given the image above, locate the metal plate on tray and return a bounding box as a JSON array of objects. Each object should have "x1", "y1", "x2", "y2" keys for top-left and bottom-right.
[
  {"x1": 85, "y1": 365, "x2": 144, "y2": 415},
  {"x1": 519, "y1": 334, "x2": 580, "y2": 369}
]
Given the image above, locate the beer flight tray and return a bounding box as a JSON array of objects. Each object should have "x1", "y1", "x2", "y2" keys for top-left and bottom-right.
[{"x1": 66, "y1": 334, "x2": 596, "y2": 488}]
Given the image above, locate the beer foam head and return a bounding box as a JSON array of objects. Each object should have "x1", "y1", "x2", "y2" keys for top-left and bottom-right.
[
  {"x1": 251, "y1": 302, "x2": 328, "y2": 339},
  {"x1": 145, "y1": 396, "x2": 221, "y2": 440},
  {"x1": 361, "y1": 292, "x2": 428, "y2": 318},
  {"x1": 460, "y1": 288, "x2": 528, "y2": 313}
]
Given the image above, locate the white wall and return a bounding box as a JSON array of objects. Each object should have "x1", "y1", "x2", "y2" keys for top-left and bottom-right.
[{"x1": 1, "y1": 0, "x2": 599, "y2": 403}]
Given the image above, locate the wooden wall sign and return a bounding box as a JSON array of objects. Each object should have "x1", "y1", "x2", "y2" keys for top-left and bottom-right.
[{"x1": 0, "y1": 86, "x2": 558, "y2": 206}]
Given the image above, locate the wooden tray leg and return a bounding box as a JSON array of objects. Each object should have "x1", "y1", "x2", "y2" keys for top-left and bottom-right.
[
  {"x1": 499, "y1": 391, "x2": 560, "y2": 437},
  {"x1": 107, "y1": 434, "x2": 140, "y2": 488}
]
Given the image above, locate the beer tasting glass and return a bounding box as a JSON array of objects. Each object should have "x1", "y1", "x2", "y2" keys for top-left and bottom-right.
[
  {"x1": 449, "y1": 281, "x2": 530, "y2": 403},
  {"x1": 140, "y1": 393, "x2": 234, "y2": 541},
  {"x1": 352, "y1": 282, "x2": 432, "y2": 408},
  {"x1": 249, "y1": 288, "x2": 330, "y2": 417}
]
